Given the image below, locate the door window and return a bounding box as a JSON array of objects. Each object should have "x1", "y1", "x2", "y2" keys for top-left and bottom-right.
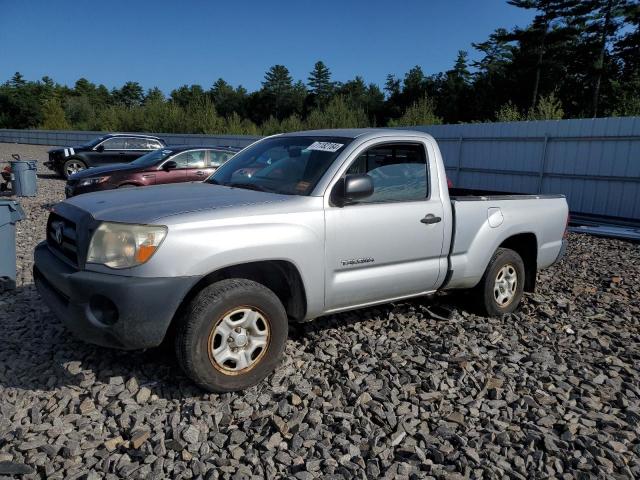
[
  {"x1": 209, "y1": 150, "x2": 235, "y2": 167},
  {"x1": 170, "y1": 151, "x2": 196, "y2": 168},
  {"x1": 125, "y1": 137, "x2": 150, "y2": 149},
  {"x1": 146, "y1": 139, "x2": 164, "y2": 149},
  {"x1": 186, "y1": 150, "x2": 207, "y2": 169},
  {"x1": 345, "y1": 143, "x2": 428, "y2": 203},
  {"x1": 100, "y1": 137, "x2": 126, "y2": 150}
]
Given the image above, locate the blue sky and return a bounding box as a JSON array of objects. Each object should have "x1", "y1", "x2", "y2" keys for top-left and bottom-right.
[{"x1": 0, "y1": 0, "x2": 534, "y2": 93}]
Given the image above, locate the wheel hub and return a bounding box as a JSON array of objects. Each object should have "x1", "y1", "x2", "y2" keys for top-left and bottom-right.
[
  {"x1": 208, "y1": 307, "x2": 270, "y2": 374},
  {"x1": 493, "y1": 263, "x2": 518, "y2": 307},
  {"x1": 232, "y1": 329, "x2": 248, "y2": 348}
]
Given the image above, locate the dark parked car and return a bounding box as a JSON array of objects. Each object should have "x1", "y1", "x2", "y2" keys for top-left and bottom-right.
[
  {"x1": 65, "y1": 145, "x2": 240, "y2": 197},
  {"x1": 45, "y1": 133, "x2": 166, "y2": 179}
]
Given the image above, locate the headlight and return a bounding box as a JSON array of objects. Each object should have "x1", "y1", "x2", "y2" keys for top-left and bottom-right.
[
  {"x1": 87, "y1": 222, "x2": 167, "y2": 269},
  {"x1": 79, "y1": 176, "x2": 109, "y2": 187}
]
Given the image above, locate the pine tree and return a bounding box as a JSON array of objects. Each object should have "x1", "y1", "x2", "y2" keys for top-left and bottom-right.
[
  {"x1": 506, "y1": 0, "x2": 572, "y2": 109},
  {"x1": 113, "y1": 81, "x2": 144, "y2": 108},
  {"x1": 402, "y1": 66, "x2": 426, "y2": 108},
  {"x1": 144, "y1": 87, "x2": 165, "y2": 104},
  {"x1": 307, "y1": 61, "x2": 334, "y2": 106},
  {"x1": 262, "y1": 65, "x2": 293, "y2": 119},
  {"x1": 384, "y1": 74, "x2": 401, "y2": 98}
]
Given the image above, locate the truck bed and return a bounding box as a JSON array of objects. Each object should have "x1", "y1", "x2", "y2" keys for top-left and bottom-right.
[{"x1": 445, "y1": 187, "x2": 567, "y2": 290}]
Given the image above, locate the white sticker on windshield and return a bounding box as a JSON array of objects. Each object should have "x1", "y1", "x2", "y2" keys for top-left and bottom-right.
[{"x1": 307, "y1": 141, "x2": 344, "y2": 152}]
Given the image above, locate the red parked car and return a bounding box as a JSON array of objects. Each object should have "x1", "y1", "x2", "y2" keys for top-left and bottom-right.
[{"x1": 65, "y1": 145, "x2": 239, "y2": 197}]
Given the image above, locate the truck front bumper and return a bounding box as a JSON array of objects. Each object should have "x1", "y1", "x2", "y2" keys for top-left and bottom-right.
[{"x1": 34, "y1": 242, "x2": 195, "y2": 350}]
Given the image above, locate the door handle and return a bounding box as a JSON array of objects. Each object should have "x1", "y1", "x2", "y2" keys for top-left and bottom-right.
[
  {"x1": 119, "y1": 152, "x2": 125, "y2": 155},
  {"x1": 196, "y1": 171, "x2": 205, "y2": 176},
  {"x1": 420, "y1": 214, "x2": 442, "y2": 225}
]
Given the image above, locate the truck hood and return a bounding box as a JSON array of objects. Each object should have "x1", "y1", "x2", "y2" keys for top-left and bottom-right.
[{"x1": 63, "y1": 182, "x2": 292, "y2": 224}]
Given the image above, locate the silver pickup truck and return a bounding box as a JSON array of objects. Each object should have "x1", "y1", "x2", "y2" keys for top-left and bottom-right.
[{"x1": 34, "y1": 129, "x2": 568, "y2": 392}]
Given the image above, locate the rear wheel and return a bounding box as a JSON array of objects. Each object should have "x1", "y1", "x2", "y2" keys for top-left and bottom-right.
[
  {"x1": 474, "y1": 248, "x2": 525, "y2": 316},
  {"x1": 63, "y1": 159, "x2": 87, "y2": 179},
  {"x1": 175, "y1": 279, "x2": 288, "y2": 392}
]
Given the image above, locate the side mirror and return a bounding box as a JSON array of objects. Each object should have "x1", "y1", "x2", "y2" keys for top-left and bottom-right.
[
  {"x1": 333, "y1": 174, "x2": 374, "y2": 206},
  {"x1": 95, "y1": 144, "x2": 105, "y2": 152},
  {"x1": 163, "y1": 160, "x2": 177, "y2": 171}
]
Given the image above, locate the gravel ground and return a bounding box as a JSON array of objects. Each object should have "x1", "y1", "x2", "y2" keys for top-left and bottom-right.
[{"x1": 1, "y1": 142, "x2": 639, "y2": 479}]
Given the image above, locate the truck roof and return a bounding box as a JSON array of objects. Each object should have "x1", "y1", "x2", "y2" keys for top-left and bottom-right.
[{"x1": 281, "y1": 128, "x2": 432, "y2": 139}]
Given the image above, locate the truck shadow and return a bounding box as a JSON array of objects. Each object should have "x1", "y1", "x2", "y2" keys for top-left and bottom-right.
[
  {"x1": 0, "y1": 284, "x2": 465, "y2": 399},
  {"x1": 0, "y1": 283, "x2": 203, "y2": 399}
]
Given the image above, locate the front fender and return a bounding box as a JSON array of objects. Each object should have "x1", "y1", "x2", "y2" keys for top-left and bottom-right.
[{"x1": 116, "y1": 213, "x2": 326, "y2": 318}]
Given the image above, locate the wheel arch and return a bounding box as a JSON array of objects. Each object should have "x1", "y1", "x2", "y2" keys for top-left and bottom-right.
[
  {"x1": 167, "y1": 260, "x2": 307, "y2": 339},
  {"x1": 497, "y1": 232, "x2": 538, "y2": 292}
]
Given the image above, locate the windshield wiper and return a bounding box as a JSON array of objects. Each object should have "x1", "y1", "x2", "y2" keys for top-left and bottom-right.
[{"x1": 225, "y1": 182, "x2": 272, "y2": 193}]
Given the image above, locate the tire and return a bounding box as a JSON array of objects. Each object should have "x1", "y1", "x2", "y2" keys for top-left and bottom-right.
[
  {"x1": 474, "y1": 247, "x2": 525, "y2": 316},
  {"x1": 175, "y1": 279, "x2": 288, "y2": 392},
  {"x1": 62, "y1": 158, "x2": 87, "y2": 179}
]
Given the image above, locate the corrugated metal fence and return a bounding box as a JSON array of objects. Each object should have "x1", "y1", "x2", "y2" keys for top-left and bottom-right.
[
  {"x1": 0, "y1": 129, "x2": 260, "y2": 149},
  {"x1": 1, "y1": 116, "x2": 639, "y2": 222},
  {"x1": 414, "y1": 117, "x2": 640, "y2": 223}
]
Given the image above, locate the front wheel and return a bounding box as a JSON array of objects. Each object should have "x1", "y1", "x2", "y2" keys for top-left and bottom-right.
[
  {"x1": 474, "y1": 247, "x2": 525, "y2": 316},
  {"x1": 175, "y1": 279, "x2": 288, "y2": 392},
  {"x1": 63, "y1": 158, "x2": 87, "y2": 179}
]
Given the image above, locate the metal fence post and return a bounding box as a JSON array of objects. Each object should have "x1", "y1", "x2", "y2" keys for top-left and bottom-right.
[
  {"x1": 456, "y1": 136, "x2": 463, "y2": 184},
  {"x1": 537, "y1": 135, "x2": 549, "y2": 194}
]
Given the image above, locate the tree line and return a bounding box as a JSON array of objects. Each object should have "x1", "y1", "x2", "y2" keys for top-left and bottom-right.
[{"x1": 1, "y1": 0, "x2": 638, "y2": 135}]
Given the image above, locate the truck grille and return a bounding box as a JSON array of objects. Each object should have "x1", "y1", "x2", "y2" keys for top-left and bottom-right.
[{"x1": 47, "y1": 212, "x2": 79, "y2": 265}]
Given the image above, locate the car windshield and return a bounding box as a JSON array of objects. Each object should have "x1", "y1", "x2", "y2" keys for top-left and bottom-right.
[
  {"x1": 82, "y1": 136, "x2": 105, "y2": 148},
  {"x1": 207, "y1": 136, "x2": 351, "y2": 196},
  {"x1": 130, "y1": 148, "x2": 173, "y2": 167}
]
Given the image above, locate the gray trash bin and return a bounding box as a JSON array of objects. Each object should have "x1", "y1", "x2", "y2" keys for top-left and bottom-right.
[
  {"x1": 9, "y1": 159, "x2": 38, "y2": 197},
  {"x1": 0, "y1": 199, "x2": 25, "y2": 291}
]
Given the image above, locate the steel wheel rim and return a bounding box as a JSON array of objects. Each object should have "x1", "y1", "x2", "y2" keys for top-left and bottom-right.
[
  {"x1": 494, "y1": 263, "x2": 518, "y2": 307},
  {"x1": 66, "y1": 161, "x2": 84, "y2": 176},
  {"x1": 208, "y1": 307, "x2": 270, "y2": 375}
]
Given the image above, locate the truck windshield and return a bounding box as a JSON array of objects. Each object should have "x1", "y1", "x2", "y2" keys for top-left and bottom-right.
[{"x1": 207, "y1": 136, "x2": 351, "y2": 195}]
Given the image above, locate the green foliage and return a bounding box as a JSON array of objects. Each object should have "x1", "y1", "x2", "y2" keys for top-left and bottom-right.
[
  {"x1": 64, "y1": 96, "x2": 96, "y2": 129},
  {"x1": 308, "y1": 61, "x2": 334, "y2": 106},
  {"x1": 262, "y1": 65, "x2": 296, "y2": 119},
  {"x1": 495, "y1": 101, "x2": 525, "y2": 122},
  {"x1": 305, "y1": 96, "x2": 370, "y2": 130},
  {"x1": 528, "y1": 92, "x2": 564, "y2": 120},
  {"x1": 113, "y1": 82, "x2": 144, "y2": 108},
  {"x1": 41, "y1": 98, "x2": 70, "y2": 130},
  {"x1": 224, "y1": 112, "x2": 259, "y2": 135},
  {"x1": 388, "y1": 96, "x2": 442, "y2": 127}
]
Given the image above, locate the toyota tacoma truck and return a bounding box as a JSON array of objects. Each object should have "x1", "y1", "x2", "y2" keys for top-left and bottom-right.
[{"x1": 34, "y1": 129, "x2": 568, "y2": 392}]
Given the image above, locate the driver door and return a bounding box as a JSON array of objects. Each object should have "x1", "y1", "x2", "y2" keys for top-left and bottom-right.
[
  {"x1": 156, "y1": 151, "x2": 189, "y2": 184},
  {"x1": 324, "y1": 142, "x2": 446, "y2": 311}
]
